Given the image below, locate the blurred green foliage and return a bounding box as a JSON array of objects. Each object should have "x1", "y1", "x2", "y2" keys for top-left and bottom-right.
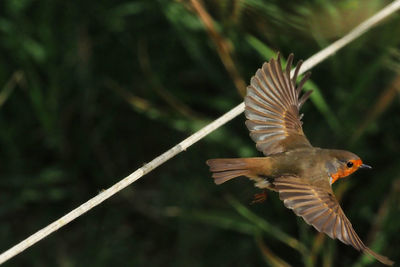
[{"x1": 1, "y1": 0, "x2": 400, "y2": 266}]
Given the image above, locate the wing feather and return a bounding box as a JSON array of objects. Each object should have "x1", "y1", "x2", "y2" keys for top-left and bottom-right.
[
  {"x1": 273, "y1": 176, "x2": 393, "y2": 266},
  {"x1": 245, "y1": 53, "x2": 312, "y2": 155}
]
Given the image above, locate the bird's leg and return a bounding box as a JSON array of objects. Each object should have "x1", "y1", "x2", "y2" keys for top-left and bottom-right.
[{"x1": 251, "y1": 189, "x2": 268, "y2": 204}]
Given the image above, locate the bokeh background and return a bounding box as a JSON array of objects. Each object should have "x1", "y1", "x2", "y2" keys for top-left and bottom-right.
[{"x1": 1, "y1": 0, "x2": 399, "y2": 266}]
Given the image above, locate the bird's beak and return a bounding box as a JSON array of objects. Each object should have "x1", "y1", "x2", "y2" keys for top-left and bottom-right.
[{"x1": 359, "y1": 164, "x2": 372, "y2": 169}]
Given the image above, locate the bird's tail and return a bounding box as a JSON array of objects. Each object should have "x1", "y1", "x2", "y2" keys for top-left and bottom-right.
[{"x1": 206, "y1": 158, "x2": 271, "y2": 185}]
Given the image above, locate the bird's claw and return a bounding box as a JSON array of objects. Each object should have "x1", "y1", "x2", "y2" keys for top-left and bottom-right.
[{"x1": 251, "y1": 190, "x2": 268, "y2": 204}]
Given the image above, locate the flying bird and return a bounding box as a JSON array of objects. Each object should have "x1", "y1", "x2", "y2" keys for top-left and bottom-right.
[{"x1": 206, "y1": 53, "x2": 393, "y2": 266}]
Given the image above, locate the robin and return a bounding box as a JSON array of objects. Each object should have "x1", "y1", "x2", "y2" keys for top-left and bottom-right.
[{"x1": 206, "y1": 53, "x2": 393, "y2": 265}]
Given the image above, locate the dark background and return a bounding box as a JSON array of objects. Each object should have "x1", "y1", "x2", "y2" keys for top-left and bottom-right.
[{"x1": 0, "y1": 0, "x2": 399, "y2": 266}]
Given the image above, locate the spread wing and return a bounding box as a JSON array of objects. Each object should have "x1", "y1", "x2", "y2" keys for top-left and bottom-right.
[
  {"x1": 245, "y1": 53, "x2": 313, "y2": 156},
  {"x1": 273, "y1": 176, "x2": 393, "y2": 266}
]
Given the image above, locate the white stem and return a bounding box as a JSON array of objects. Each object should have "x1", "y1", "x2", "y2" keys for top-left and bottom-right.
[
  {"x1": 1, "y1": 0, "x2": 400, "y2": 264},
  {"x1": 300, "y1": 0, "x2": 400, "y2": 73}
]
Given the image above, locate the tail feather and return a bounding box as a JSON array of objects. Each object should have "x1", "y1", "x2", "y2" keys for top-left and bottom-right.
[
  {"x1": 212, "y1": 169, "x2": 251, "y2": 185},
  {"x1": 206, "y1": 158, "x2": 270, "y2": 185}
]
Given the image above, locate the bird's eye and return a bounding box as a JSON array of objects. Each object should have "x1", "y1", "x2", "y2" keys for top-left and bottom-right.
[{"x1": 346, "y1": 161, "x2": 354, "y2": 168}]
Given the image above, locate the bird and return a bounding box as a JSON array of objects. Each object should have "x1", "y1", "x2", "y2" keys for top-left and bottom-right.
[{"x1": 206, "y1": 53, "x2": 394, "y2": 266}]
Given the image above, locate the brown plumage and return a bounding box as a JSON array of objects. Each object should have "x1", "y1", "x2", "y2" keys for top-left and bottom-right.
[{"x1": 206, "y1": 53, "x2": 393, "y2": 266}]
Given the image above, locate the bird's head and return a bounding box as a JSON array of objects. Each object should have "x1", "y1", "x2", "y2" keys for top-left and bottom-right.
[{"x1": 326, "y1": 150, "x2": 371, "y2": 184}]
